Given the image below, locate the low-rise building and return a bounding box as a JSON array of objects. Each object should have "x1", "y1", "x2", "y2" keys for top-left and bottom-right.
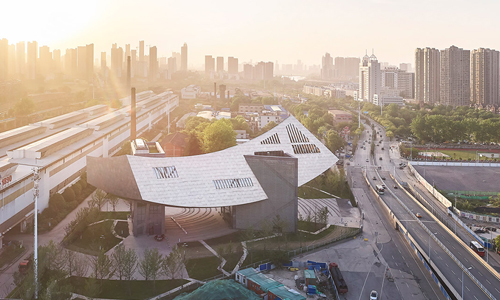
[
  {"x1": 239, "y1": 104, "x2": 263, "y2": 114},
  {"x1": 328, "y1": 110, "x2": 353, "y2": 123},
  {"x1": 181, "y1": 85, "x2": 201, "y2": 99},
  {"x1": 303, "y1": 84, "x2": 347, "y2": 99}
]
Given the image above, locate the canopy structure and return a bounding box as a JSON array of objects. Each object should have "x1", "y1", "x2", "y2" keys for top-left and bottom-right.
[{"x1": 87, "y1": 115, "x2": 338, "y2": 208}]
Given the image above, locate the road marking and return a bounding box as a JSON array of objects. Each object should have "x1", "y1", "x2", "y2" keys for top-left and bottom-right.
[
  {"x1": 451, "y1": 245, "x2": 456, "y2": 249},
  {"x1": 406, "y1": 283, "x2": 409, "y2": 288},
  {"x1": 458, "y1": 277, "x2": 462, "y2": 282},
  {"x1": 474, "y1": 296, "x2": 478, "y2": 300},
  {"x1": 466, "y1": 286, "x2": 470, "y2": 291},
  {"x1": 464, "y1": 257, "x2": 468, "y2": 262},
  {"x1": 445, "y1": 263, "x2": 449, "y2": 267},
  {"x1": 495, "y1": 288, "x2": 500, "y2": 293},
  {"x1": 398, "y1": 249, "x2": 401, "y2": 254},
  {"x1": 486, "y1": 279, "x2": 491, "y2": 285},
  {"x1": 395, "y1": 263, "x2": 398, "y2": 266},
  {"x1": 478, "y1": 271, "x2": 483, "y2": 277},
  {"x1": 392, "y1": 255, "x2": 395, "y2": 260},
  {"x1": 451, "y1": 269, "x2": 455, "y2": 275}
]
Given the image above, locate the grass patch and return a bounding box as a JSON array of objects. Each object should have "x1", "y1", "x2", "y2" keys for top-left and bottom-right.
[
  {"x1": 298, "y1": 186, "x2": 332, "y2": 199},
  {"x1": 185, "y1": 255, "x2": 222, "y2": 280},
  {"x1": 65, "y1": 276, "x2": 188, "y2": 299},
  {"x1": 420, "y1": 149, "x2": 497, "y2": 161},
  {"x1": 298, "y1": 220, "x2": 326, "y2": 232},
  {"x1": 99, "y1": 211, "x2": 128, "y2": 220},
  {"x1": 223, "y1": 252, "x2": 243, "y2": 273},
  {"x1": 0, "y1": 242, "x2": 25, "y2": 269},
  {"x1": 115, "y1": 221, "x2": 130, "y2": 238},
  {"x1": 68, "y1": 220, "x2": 121, "y2": 254}
]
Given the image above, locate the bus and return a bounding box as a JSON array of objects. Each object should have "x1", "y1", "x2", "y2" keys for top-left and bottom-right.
[
  {"x1": 375, "y1": 185, "x2": 385, "y2": 195},
  {"x1": 470, "y1": 241, "x2": 485, "y2": 257}
]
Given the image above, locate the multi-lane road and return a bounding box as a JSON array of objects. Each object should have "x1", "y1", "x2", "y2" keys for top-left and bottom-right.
[{"x1": 353, "y1": 121, "x2": 500, "y2": 300}]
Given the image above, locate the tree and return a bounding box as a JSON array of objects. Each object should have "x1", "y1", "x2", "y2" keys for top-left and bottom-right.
[
  {"x1": 113, "y1": 244, "x2": 129, "y2": 280},
  {"x1": 13, "y1": 97, "x2": 35, "y2": 116},
  {"x1": 88, "y1": 250, "x2": 114, "y2": 286},
  {"x1": 259, "y1": 121, "x2": 277, "y2": 134},
  {"x1": 495, "y1": 235, "x2": 500, "y2": 251},
  {"x1": 325, "y1": 130, "x2": 345, "y2": 153},
  {"x1": 121, "y1": 246, "x2": 139, "y2": 295},
  {"x1": 107, "y1": 194, "x2": 119, "y2": 212},
  {"x1": 202, "y1": 118, "x2": 236, "y2": 153},
  {"x1": 139, "y1": 248, "x2": 163, "y2": 291},
  {"x1": 84, "y1": 276, "x2": 101, "y2": 300},
  {"x1": 162, "y1": 245, "x2": 186, "y2": 279},
  {"x1": 183, "y1": 131, "x2": 203, "y2": 156},
  {"x1": 62, "y1": 187, "x2": 76, "y2": 203},
  {"x1": 89, "y1": 189, "x2": 107, "y2": 209}
]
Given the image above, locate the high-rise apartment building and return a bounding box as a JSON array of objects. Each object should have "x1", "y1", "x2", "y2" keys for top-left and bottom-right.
[
  {"x1": 228, "y1": 57, "x2": 238, "y2": 75},
  {"x1": 321, "y1": 53, "x2": 334, "y2": 79},
  {"x1": 125, "y1": 44, "x2": 130, "y2": 63},
  {"x1": 139, "y1": 41, "x2": 144, "y2": 62},
  {"x1": 86, "y1": 44, "x2": 94, "y2": 82},
  {"x1": 397, "y1": 71, "x2": 415, "y2": 99},
  {"x1": 38, "y1": 45, "x2": 52, "y2": 77},
  {"x1": 130, "y1": 50, "x2": 136, "y2": 78},
  {"x1": 149, "y1": 46, "x2": 157, "y2": 80},
  {"x1": 8, "y1": 44, "x2": 15, "y2": 80},
  {"x1": 440, "y1": 45, "x2": 470, "y2": 107},
  {"x1": 358, "y1": 52, "x2": 381, "y2": 103},
  {"x1": 16, "y1": 41, "x2": 25, "y2": 79},
  {"x1": 0, "y1": 39, "x2": 8, "y2": 81},
  {"x1": 181, "y1": 43, "x2": 187, "y2": 71},
  {"x1": 111, "y1": 44, "x2": 123, "y2": 78},
  {"x1": 243, "y1": 64, "x2": 253, "y2": 80},
  {"x1": 415, "y1": 48, "x2": 440, "y2": 104},
  {"x1": 471, "y1": 48, "x2": 500, "y2": 107},
  {"x1": 64, "y1": 48, "x2": 77, "y2": 77},
  {"x1": 27, "y1": 41, "x2": 38, "y2": 80},
  {"x1": 205, "y1": 55, "x2": 215, "y2": 74},
  {"x1": 100, "y1": 52, "x2": 107, "y2": 78},
  {"x1": 345, "y1": 57, "x2": 360, "y2": 78},
  {"x1": 399, "y1": 63, "x2": 411, "y2": 72},
  {"x1": 216, "y1": 56, "x2": 224, "y2": 73},
  {"x1": 53, "y1": 49, "x2": 61, "y2": 72}
]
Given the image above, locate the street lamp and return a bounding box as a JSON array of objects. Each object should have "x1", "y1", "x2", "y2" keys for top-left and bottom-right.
[{"x1": 462, "y1": 266, "x2": 472, "y2": 299}]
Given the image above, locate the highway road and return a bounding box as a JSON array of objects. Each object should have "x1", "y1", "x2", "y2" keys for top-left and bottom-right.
[
  {"x1": 346, "y1": 127, "x2": 446, "y2": 300},
  {"x1": 359, "y1": 120, "x2": 500, "y2": 300}
]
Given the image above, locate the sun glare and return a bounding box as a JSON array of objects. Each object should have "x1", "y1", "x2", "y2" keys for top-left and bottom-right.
[{"x1": 2, "y1": 0, "x2": 98, "y2": 45}]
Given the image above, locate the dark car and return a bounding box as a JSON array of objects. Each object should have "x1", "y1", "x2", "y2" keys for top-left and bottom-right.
[
  {"x1": 381, "y1": 177, "x2": 386, "y2": 180},
  {"x1": 394, "y1": 185, "x2": 398, "y2": 189}
]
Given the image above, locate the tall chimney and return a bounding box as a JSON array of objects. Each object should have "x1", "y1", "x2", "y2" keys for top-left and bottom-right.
[
  {"x1": 227, "y1": 90, "x2": 230, "y2": 108},
  {"x1": 127, "y1": 56, "x2": 131, "y2": 90},
  {"x1": 213, "y1": 82, "x2": 217, "y2": 112},
  {"x1": 131, "y1": 87, "x2": 136, "y2": 141}
]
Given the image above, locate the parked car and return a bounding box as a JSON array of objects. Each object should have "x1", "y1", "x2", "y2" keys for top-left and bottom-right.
[
  {"x1": 381, "y1": 177, "x2": 386, "y2": 180},
  {"x1": 415, "y1": 213, "x2": 422, "y2": 218},
  {"x1": 366, "y1": 159, "x2": 369, "y2": 162},
  {"x1": 394, "y1": 185, "x2": 398, "y2": 189},
  {"x1": 370, "y1": 290, "x2": 378, "y2": 300},
  {"x1": 372, "y1": 176, "x2": 376, "y2": 180}
]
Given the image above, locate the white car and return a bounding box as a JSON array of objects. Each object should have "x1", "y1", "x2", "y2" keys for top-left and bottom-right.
[
  {"x1": 365, "y1": 159, "x2": 369, "y2": 162},
  {"x1": 370, "y1": 290, "x2": 378, "y2": 300}
]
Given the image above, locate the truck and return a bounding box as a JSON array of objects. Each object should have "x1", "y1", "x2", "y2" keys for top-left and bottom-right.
[{"x1": 329, "y1": 262, "x2": 348, "y2": 294}]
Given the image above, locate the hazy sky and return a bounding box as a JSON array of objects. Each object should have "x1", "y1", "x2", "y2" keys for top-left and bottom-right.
[{"x1": 2, "y1": 0, "x2": 499, "y2": 68}]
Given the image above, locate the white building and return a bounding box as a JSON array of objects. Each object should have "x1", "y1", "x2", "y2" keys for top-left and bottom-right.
[
  {"x1": 258, "y1": 112, "x2": 281, "y2": 130},
  {"x1": 181, "y1": 85, "x2": 201, "y2": 99},
  {"x1": 358, "y1": 52, "x2": 381, "y2": 103},
  {"x1": 0, "y1": 92, "x2": 178, "y2": 246}
]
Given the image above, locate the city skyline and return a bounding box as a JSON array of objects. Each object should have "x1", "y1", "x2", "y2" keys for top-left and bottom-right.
[{"x1": 4, "y1": 0, "x2": 500, "y2": 68}]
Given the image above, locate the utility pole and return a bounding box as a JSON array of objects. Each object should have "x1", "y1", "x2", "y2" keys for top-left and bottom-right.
[{"x1": 32, "y1": 167, "x2": 40, "y2": 299}]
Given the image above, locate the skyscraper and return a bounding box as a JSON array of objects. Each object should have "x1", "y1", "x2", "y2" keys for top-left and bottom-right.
[
  {"x1": 205, "y1": 55, "x2": 215, "y2": 75},
  {"x1": 335, "y1": 57, "x2": 345, "y2": 78},
  {"x1": 27, "y1": 41, "x2": 38, "y2": 80},
  {"x1": 16, "y1": 41, "x2": 25, "y2": 79},
  {"x1": 181, "y1": 43, "x2": 187, "y2": 71},
  {"x1": 471, "y1": 48, "x2": 500, "y2": 107},
  {"x1": 64, "y1": 48, "x2": 77, "y2": 77},
  {"x1": 345, "y1": 57, "x2": 360, "y2": 78},
  {"x1": 358, "y1": 52, "x2": 381, "y2": 103},
  {"x1": 216, "y1": 56, "x2": 224, "y2": 73},
  {"x1": 0, "y1": 39, "x2": 8, "y2": 81},
  {"x1": 415, "y1": 48, "x2": 440, "y2": 104},
  {"x1": 139, "y1": 41, "x2": 144, "y2": 62},
  {"x1": 86, "y1": 44, "x2": 94, "y2": 82},
  {"x1": 101, "y1": 52, "x2": 107, "y2": 78},
  {"x1": 228, "y1": 57, "x2": 238, "y2": 75},
  {"x1": 111, "y1": 44, "x2": 123, "y2": 78},
  {"x1": 38, "y1": 45, "x2": 52, "y2": 77},
  {"x1": 440, "y1": 45, "x2": 470, "y2": 107},
  {"x1": 53, "y1": 49, "x2": 61, "y2": 73},
  {"x1": 8, "y1": 44, "x2": 15, "y2": 80},
  {"x1": 321, "y1": 53, "x2": 334, "y2": 79},
  {"x1": 149, "y1": 46, "x2": 157, "y2": 80},
  {"x1": 125, "y1": 44, "x2": 130, "y2": 62},
  {"x1": 168, "y1": 56, "x2": 177, "y2": 76},
  {"x1": 130, "y1": 49, "x2": 136, "y2": 78}
]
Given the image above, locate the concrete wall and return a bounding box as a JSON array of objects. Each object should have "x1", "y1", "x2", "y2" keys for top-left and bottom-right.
[
  {"x1": 233, "y1": 154, "x2": 298, "y2": 232},
  {"x1": 131, "y1": 201, "x2": 165, "y2": 236}
]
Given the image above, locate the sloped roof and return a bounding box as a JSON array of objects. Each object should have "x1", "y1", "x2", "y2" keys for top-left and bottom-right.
[{"x1": 87, "y1": 115, "x2": 337, "y2": 208}]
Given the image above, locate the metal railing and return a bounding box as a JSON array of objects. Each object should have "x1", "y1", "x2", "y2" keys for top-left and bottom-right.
[{"x1": 374, "y1": 169, "x2": 496, "y2": 300}]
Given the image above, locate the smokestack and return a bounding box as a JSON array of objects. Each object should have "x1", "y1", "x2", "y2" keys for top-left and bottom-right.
[
  {"x1": 131, "y1": 87, "x2": 136, "y2": 141},
  {"x1": 227, "y1": 90, "x2": 230, "y2": 108},
  {"x1": 127, "y1": 56, "x2": 131, "y2": 89},
  {"x1": 213, "y1": 82, "x2": 217, "y2": 112}
]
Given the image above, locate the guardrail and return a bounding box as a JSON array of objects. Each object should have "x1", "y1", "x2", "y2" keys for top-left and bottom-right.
[
  {"x1": 376, "y1": 169, "x2": 496, "y2": 300},
  {"x1": 361, "y1": 169, "x2": 455, "y2": 300}
]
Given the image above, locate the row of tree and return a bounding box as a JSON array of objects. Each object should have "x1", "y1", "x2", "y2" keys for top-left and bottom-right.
[{"x1": 14, "y1": 241, "x2": 186, "y2": 299}]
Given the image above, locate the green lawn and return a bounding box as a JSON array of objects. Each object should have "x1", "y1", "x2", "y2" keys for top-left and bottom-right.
[
  {"x1": 66, "y1": 276, "x2": 188, "y2": 299},
  {"x1": 298, "y1": 220, "x2": 326, "y2": 232},
  {"x1": 0, "y1": 242, "x2": 25, "y2": 268},
  {"x1": 68, "y1": 220, "x2": 122, "y2": 254},
  {"x1": 115, "y1": 221, "x2": 130, "y2": 238},
  {"x1": 185, "y1": 255, "x2": 222, "y2": 280},
  {"x1": 420, "y1": 149, "x2": 497, "y2": 161},
  {"x1": 298, "y1": 186, "x2": 332, "y2": 199},
  {"x1": 223, "y1": 252, "x2": 243, "y2": 273}
]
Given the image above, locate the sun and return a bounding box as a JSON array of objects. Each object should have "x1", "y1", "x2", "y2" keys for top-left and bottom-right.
[{"x1": 1, "y1": 0, "x2": 99, "y2": 45}]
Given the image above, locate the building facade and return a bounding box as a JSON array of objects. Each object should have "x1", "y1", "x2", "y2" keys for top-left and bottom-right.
[
  {"x1": 440, "y1": 45, "x2": 470, "y2": 107},
  {"x1": 471, "y1": 48, "x2": 500, "y2": 107},
  {"x1": 358, "y1": 53, "x2": 381, "y2": 103},
  {"x1": 415, "y1": 47, "x2": 440, "y2": 104}
]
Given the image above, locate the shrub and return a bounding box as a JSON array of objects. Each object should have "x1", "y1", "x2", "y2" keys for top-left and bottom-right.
[
  {"x1": 49, "y1": 193, "x2": 65, "y2": 211},
  {"x1": 62, "y1": 187, "x2": 76, "y2": 203},
  {"x1": 78, "y1": 178, "x2": 87, "y2": 190},
  {"x1": 72, "y1": 183, "x2": 82, "y2": 198}
]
